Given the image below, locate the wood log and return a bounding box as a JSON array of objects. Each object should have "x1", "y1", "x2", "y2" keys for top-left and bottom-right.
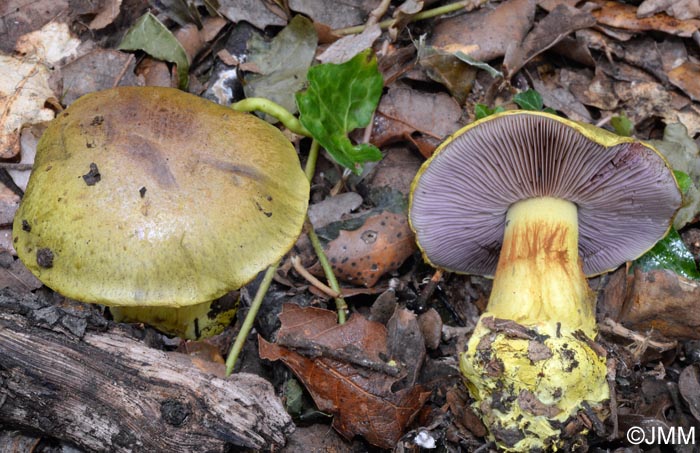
[{"x1": 0, "y1": 290, "x2": 293, "y2": 452}]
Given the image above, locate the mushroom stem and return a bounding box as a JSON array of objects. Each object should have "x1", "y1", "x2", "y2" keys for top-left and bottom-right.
[
  {"x1": 487, "y1": 197, "x2": 595, "y2": 337},
  {"x1": 460, "y1": 196, "x2": 609, "y2": 451}
]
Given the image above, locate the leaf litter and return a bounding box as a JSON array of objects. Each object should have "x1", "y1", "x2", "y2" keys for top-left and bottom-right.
[{"x1": 2, "y1": 0, "x2": 700, "y2": 451}]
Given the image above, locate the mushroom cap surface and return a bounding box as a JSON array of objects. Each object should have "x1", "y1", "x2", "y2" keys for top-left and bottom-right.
[
  {"x1": 409, "y1": 110, "x2": 681, "y2": 277},
  {"x1": 13, "y1": 87, "x2": 309, "y2": 306}
]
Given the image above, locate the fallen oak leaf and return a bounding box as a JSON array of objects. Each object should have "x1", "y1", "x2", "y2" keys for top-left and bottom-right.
[
  {"x1": 259, "y1": 304, "x2": 430, "y2": 449},
  {"x1": 592, "y1": 0, "x2": 700, "y2": 37}
]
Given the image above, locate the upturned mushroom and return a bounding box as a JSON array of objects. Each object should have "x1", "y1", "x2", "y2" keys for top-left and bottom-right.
[
  {"x1": 409, "y1": 111, "x2": 681, "y2": 450},
  {"x1": 13, "y1": 87, "x2": 309, "y2": 339}
]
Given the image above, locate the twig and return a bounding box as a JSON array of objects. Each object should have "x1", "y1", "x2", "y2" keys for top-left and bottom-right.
[
  {"x1": 278, "y1": 335, "x2": 400, "y2": 376},
  {"x1": 0, "y1": 163, "x2": 33, "y2": 171},
  {"x1": 290, "y1": 255, "x2": 342, "y2": 299},
  {"x1": 367, "y1": 0, "x2": 392, "y2": 28},
  {"x1": 599, "y1": 318, "x2": 677, "y2": 352},
  {"x1": 414, "y1": 268, "x2": 443, "y2": 309},
  {"x1": 112, "y1": 54, "x2": 135, "y2": 88},
  {"x1": 333, "y1": 0, "x2": 478, "y2": 36},
  {"x1": 225, "y1": 262, "x2": 279, "y2": 376},
  {"x1": 606, "y1": 357, "x2": 619, "y2": 441}
]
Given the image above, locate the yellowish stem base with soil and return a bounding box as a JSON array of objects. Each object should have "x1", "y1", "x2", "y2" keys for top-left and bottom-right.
[{"x1": 460, "y1": 197, "x2": 609, "y2": 451}]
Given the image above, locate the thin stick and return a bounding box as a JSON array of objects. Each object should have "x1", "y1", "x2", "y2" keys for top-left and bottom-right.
[
  {"x1": 599, "y1": 318, "x2": 677, "y2": 351},
  {"x1": 231, "y1": 98, "x2": 312, "y2": 137},
  {"x1": 333, "y1": 0, "x2": 476, "y2": 36},
  {"x1": 290, "y1": 255, "x2": 342, "y2": 298},
  {"x1": 0, "y1": 163, "x2": 33, "y2": 171},
  {"x1": 225, "y1": 262, "x2": 279, "y2": 376}
]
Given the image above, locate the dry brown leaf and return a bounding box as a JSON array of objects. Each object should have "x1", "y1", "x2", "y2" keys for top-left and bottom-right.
[
  {"x1": 431, "y1": 0, "x2": 536, "y2": 62},
  {"x1": 15, "y1": 21, "x2": 82, "y2": 65},
  {"x1": 0, "y1": 257, "x2": 42, "y2": 292},
  {"x1": 638, "y1": 0, "x2": 700, "y2": 21},
  {"x1": 289, "y1": 0, "x2": 379, "y2": 29},
  {"x1": 315, "y1": 211, "x2": 416, "y2": 287},
  {"x1": 365, "y1": 147, "x2": 423, "y2": 196},
  {"x1": 217, "y1": 0, "x2": 287, "y2": 29},
  {"x1": 258, "y1": 304, "x2": 430, "y2": 448},
  {"x1": 530, "y1": 67, "x2": 593, "y2": 122},
  {"x1": 0, "y1": 55, "x2": 55, "y2": 159},
  {"x1": 318, "y1": 24, "x2": 381, "y2": 64},
  {"x1": 0, "y1": 0, "x2": 69, "y2": 53},
  {"x1": 373, "y1": 83, "x2": 463, "y2": 157},
  {"x1": 0, "y1": 185, "x2": 20, "y2": 226},
  {"x1": 592, "y1": 1, "x2": 700, "y2": 37},
  {"x1": 307, "y1": 192, "x2": 363, "y2": 229},
  {"x1": 678, "y1": 365, "x2": 700, "y2": 422},
  {"x1": 59, "y1": 49, "x2": 144, "y2": 105},
  {"x1": 503, "y1": 4, "x2": 595, "y2": 78},
  {"x1": 668, "y1": 61, "x2": 700, "y2": 102},
  {"x1": 386, "y1": 308, "x2": 425, "y2": 385},
  {"x1": 621, "y1": 269, "x2": 700, "y2": 340},
  {"x1": 89, "y1": 0, "x2": 123, "y2": 30},
  {"x1": 561, "y1": 67, "x2": 618, "y2": 110},
  {"x1": 417, "y1": 49, "x2": 477, "y2": 106}
]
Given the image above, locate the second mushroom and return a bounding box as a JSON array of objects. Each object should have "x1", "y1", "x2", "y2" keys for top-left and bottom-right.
[{"x1": 409, "y1": 111, "x2": 681, "y2": 451}]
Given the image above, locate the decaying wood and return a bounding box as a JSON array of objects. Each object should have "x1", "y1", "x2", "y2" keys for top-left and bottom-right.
[{"x1": 0, "y1": 290, "x2": 293, "y2": 452}]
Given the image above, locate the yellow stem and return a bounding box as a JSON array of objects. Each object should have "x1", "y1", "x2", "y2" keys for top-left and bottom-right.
[{"x1": 486, "y1": 197, "x2": 595, "y2": 337}]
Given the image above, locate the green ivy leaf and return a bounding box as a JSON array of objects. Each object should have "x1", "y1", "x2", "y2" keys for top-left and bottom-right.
[
  {"x1": 513, "y1": 89, "x2": 544, "y2": 111},
  {"x1": 611, "y1": 114, "x2": 633, "y2": 137},
  {"x1": 296, "y1": 49, "x2": 384, "y2": 175},
  {"x1": 118, "y1": 12, "x2": 189, "y2": 90},
  {"x1": 674, "y1": 170, "x2": 692, "y2": 195},
  {"x1": 634, "y1": 228, "x2": 700, "y2": 280},
  {"x1": 475, "y1": 104, "x2": 505, "y2": 120}
]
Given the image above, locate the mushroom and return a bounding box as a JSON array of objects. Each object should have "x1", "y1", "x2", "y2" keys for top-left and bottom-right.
[
  {"x1": 13, "y1": 87, "x2": 309, "y2": 339},
  {"x1": 409, "y1": 111, "x2": 681, "y2": 450}
]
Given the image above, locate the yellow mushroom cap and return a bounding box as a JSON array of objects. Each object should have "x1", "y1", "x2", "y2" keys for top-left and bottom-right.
[{"x1": 13, "y1": 87, "x2": 309, "y2": 307}]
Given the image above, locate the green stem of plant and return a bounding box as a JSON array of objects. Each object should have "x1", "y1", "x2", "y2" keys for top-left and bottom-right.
[
  {"x1": 305, "y1": 139, "x2": 320, "y2": 182},
  {"x1": 307, "y1": 220, "x2": 348, "y2": 324},
  {"x1": 305, "y1": 139, "x2": 348, "y2": 324},
  {"x1": 334, "y1": 0, "x2": 474, "y2": 36},
  {"x1": 225, "y1": 261, "x2": 279, "y2": 376},
  {"x1": 231, "y1": 98, "x2": 312, "y2": 137},
  {"x1": 224, "y1": 115, "x2": 348, "y2": 374}
]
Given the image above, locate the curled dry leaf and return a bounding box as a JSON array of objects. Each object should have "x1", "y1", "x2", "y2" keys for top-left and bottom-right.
[
  {"x1": 503, "y1": 4, "x2": 595, "y2": 78},
  {"x1": 431, "y1": 0, "x2": 536, "y2": 61},
  {"x1": 318, "y1": 24, "x2": 381, "y2": 64},
  {"x1": 259, "y1": 304, "x2": 430, "y2": 449},
  {"x1": 313, "y1": 211, "x2": 416, "y2": 287},
  {"x1": 638, "y1": 0, "x2": 700, "y2": 21},
  {"x1": 372, "y1": 83, "x2": 463, "y2": 158},
  {"x1": 621, "y1": 269, "x2": 700, "y2": 340},
  {"x1": 88, "y1": 0, "x2": 123, "y2": 30},
  {"x1": 668, "y1": 62, "x2": 700, "y2": 102},
  {"x1": 0, "y1": 55, "x2": 55, "y2": 159},
  {"x1": 592, "y1": 1, "x2": 700, "y2": 37}
]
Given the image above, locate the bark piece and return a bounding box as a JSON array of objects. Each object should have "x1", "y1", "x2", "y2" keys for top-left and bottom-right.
[{"x1": 0, "y1": 296, "x2": 293, "y2": 452}]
